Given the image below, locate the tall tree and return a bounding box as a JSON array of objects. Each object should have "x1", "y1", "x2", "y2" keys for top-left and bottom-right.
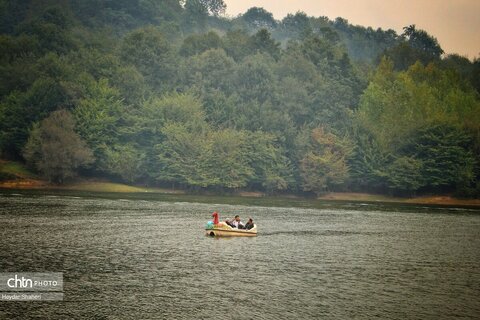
[
  {"x1": 180, "y1": 31, "x2": 222, "y2": 56},
  {"x1": 403, "y1": 124, "x2": 476, "y2": 193},
  {"x1": 250, "y1": 29, "x2": 280, "y2": 60},
  {"x1": 300, "y1": 127, "x2": 352, "y2": 194},
  {"x1": 23, "y1": 110, "x2": 94, "y2": 183},
  {"x1": 242, "y1": 7, "x2": 276, "y2": 30},
  {"x1": 73, "y1": 79, "x2": 126, "y2": 172},
  {"x1": 402, "y1": 24, "x2": 444, "y2": 59},
  {"x1": 120, "y1": 26, "x2": 176, "y2": 92},
  {"x1": 183, "y1": 0, "x2": 226, "y2": 31}
]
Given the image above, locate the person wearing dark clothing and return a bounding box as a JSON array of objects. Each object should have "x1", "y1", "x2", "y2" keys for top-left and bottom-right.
[
  {"x1": 225, "y1": 219, "x2": 235, "y2": 228},
  {"x1": 245, "y1": 218, "x2": 254, "y2": 230}
]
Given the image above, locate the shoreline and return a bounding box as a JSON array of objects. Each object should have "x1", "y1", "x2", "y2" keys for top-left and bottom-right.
[{"x1": 1, "y1": 178, "x2": 479, "y2": 208}]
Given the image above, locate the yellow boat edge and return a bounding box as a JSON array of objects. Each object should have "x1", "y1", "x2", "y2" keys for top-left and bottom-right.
[{"x1": 205, "y1": 224, "x2": 257, "y2": 237}]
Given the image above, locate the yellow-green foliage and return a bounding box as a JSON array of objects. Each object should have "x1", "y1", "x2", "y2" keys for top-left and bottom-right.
[{"x1": 358, "y1": 58, "x2": 480, "y2": 151}]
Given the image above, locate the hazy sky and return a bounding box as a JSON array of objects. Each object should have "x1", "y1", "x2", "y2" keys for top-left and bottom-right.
[{"x1": 225, "y1": 0, "x2": 480, "y2": 59}]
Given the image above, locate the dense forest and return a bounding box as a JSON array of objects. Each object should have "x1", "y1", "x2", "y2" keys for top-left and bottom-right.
[{"x1": 0, "y1": 0, "x2": 479, "y2": 197}]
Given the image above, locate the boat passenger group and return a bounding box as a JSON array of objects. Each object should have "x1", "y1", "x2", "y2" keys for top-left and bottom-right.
[{"x1": 212, "y1": 211, "x2": 255, "y2": 230}]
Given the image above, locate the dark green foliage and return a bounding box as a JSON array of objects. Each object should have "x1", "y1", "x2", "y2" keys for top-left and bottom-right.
[
  {"x1": 386, "y1": 156, "x2": 424, "y2": 195},
  {"x1": 0, "y1": 170, "x2": 16, "y2": 181},
  {"x1": 404, "y1": 125, "x2": 476, "y2": 192},
  {"x1": 0, "y1": 0, "x2": 31, "y2": 34},
  {"x1": 183, "y1": 0, "x2": 226, "y2": 31},
  {"x1": 188, "y1": 0, "x2": 226, "y2": 16},
  {"x1": 222, "y1": 29, "x2": 255, "y2": 61},
  {"x1": 348, "y1": 129, "x2": 391, "y2": 192},
  {"x1": 120, "y1": 26, "x2": 176, "y2": 92},
  {"x1": 402, "y1": 25, "x2": 444, "y2": 59},
  {"x1": 250, "y1": 29, "x2": 280, "y2": 60},
  {"x1": 278, "y1": 12, "x2": 311, "y2": 39},
  {"x1": 241, "y1": 7, "x2": 277, "y2": 30},
  {"x1": 472, "y1": 58, "x2": 480, "y2": 95},
  {"x1": 103, "y1": 143, "x2": 146, "y2": 183},
  {"x1": 0, "y1": 1, "x2": 478, "y2": 197},
  {"x1": 73, "y1": 79, "x2": 127, "y2": 172},
  {"x1": 233, "y1": 53, "x2": 275, "y2": 104},
  {"x1": 0, "y1": 66, "x2": 79, "y2": 157},
  {"x1": 382, "y1": 42, "x2": 437, "y2": 71},
  {"x1": 70, "y1": 0, "x2": 183, "y2": 31},
  {"x1": 182, "y1": 48, "x2": 235, "y2": 94},
  {"x1": 180, "y1": 31, "x2": 222, "y2": 56},
  {"x1": 15, "y1": 5, "x2": 77, "y2": 54},
  {"x1": 381, "y1": 25, "x2": 444, "y2": 71}
]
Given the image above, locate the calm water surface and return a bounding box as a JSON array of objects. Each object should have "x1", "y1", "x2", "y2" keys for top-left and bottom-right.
[{"x1": 0, "y1": 191, "x2": 479, "y2": 319}]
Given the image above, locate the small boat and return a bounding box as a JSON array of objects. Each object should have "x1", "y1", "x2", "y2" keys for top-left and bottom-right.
[
  {"x1": 205, "y1": 222, "x2": 257, "y2": 237},
  {"x1": 205, "y1": 212, "x2": 257, "y2": 237}
]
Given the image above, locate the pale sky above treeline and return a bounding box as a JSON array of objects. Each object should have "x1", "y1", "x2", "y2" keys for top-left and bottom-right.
[{"x1": 225, "y1": 0, "x2": 480, "y2": 59}]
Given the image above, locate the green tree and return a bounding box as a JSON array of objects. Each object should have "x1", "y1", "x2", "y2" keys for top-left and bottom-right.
[
  {"x1": 180, "y1": 31, "x2": 222, "y2": 56},
  {"x1": 386, "y1": 156, "x2": 424, "y2": 194},
  {"x1": 279, "y1": 12, "x2": 311, "y2": 39},
  {"x1": 274, "y1": 76, "x2": 311, "y2": 126},
  {"x1": 23, "y1": 110, "x2": 94, "y2": 183},
  {"x1": 155, "y1": 122, "x2": 209, "y2": 188},
  {"x1": 348, "y1": 129, "x2": 391, "y2": 192},
  {"x1": 0, "y1": 57, "x2": 81, "y2": 158},
  {"x1": 233, "y1": 53, "x2": 275, "y2": 104},
  {"x1": 242, "y1": 7, "x2": 276, "y2": 30},
  {"x1": 250, "y1": 29, "x2": 280, "y2": 60},
  {"x1": 203, "y1": 129, "x2": 254, "y2": 190},
  {"x1": 404, "y1": 124, "x2": 476, "y2": 192},
  {"x1": 191, "y1": 0, "x2": 226, "y2": 16},
  {"x1": 183, "y1": 48, "x2": 236, "y2": 93},
  {"x1": 16, "y1": 6, "x2": 77, "y2": 54},
  {"x1": 120, "y1": 26, "x2": 176, "y2": 92},
  {"x1": 183, "y1": 0, "x2": 226, "y2": 31},
  {"x1": 73, "y1": 79, "x2": 126, "y2": 172},
  {"x1": 358, "y1": 58, "x2": 480, "y2": 151},
  {"x1": 132, "y1": 93, "x2": 207, "y2": 182},
  {"x1": 103, "y1": 144, "x2": 146, "y2": 183},
  {"x1": 382, "y1": 25, "x2": 444, "y2": 70},
  {"x1": 222, "y1": 29, "x2": 254, "y2": 61},
  {"x1": 402, "y1": 25, "x2": 444, "y2": 59},
  {"x1": 300, "y1": 128, "x2": 352, "y2": 194},
  {"x1": 245, "y1": 131, "x2": 293, "y2": 193},
  {"x1": 200, "y1": 90, "x2": 238, "y2": 128}
]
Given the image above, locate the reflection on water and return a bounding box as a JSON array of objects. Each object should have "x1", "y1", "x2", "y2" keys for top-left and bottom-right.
[{"x1": 0, "y1": 191, "x2": 479, "y2": 319}]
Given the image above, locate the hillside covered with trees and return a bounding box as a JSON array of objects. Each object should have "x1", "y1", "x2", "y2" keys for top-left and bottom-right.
[{"x1": 0, "y1": 0, "x2": 479, "y2": 197}]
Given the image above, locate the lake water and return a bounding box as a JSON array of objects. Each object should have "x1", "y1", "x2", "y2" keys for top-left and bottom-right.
[{"x1": 1, "y1": 191, "x2": 479, "y2": 319}]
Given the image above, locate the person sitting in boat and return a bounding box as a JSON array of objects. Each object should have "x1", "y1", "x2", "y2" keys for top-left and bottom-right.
[
  {"x1": 245, "y1": 218, "x2": 254, "y2": 230},
  {"x1": 229, "y1": 215, "x2": 245, "y2": 229},
  {"x1": 212, "y1": 211, "x2": 219, "y2": 225},
  {"x1": 225, "y1": 218, "x2": 234, "y2": 228}
]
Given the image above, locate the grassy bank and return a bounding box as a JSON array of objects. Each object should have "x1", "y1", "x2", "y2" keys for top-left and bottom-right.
[
  {"x1": 0, "y1": 160, "x2": 184, "y2": 194},
  {"x1": 0, "y1": 160, "x2": 38, "y2": 179},
  {"x1": 1, "y1": 161, "x2": 479, "y2": 207}
]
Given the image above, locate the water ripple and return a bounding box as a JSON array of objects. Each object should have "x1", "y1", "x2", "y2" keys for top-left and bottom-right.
[{"x1": 0, "y1": 194, "x2": 479, "y2": 319}]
